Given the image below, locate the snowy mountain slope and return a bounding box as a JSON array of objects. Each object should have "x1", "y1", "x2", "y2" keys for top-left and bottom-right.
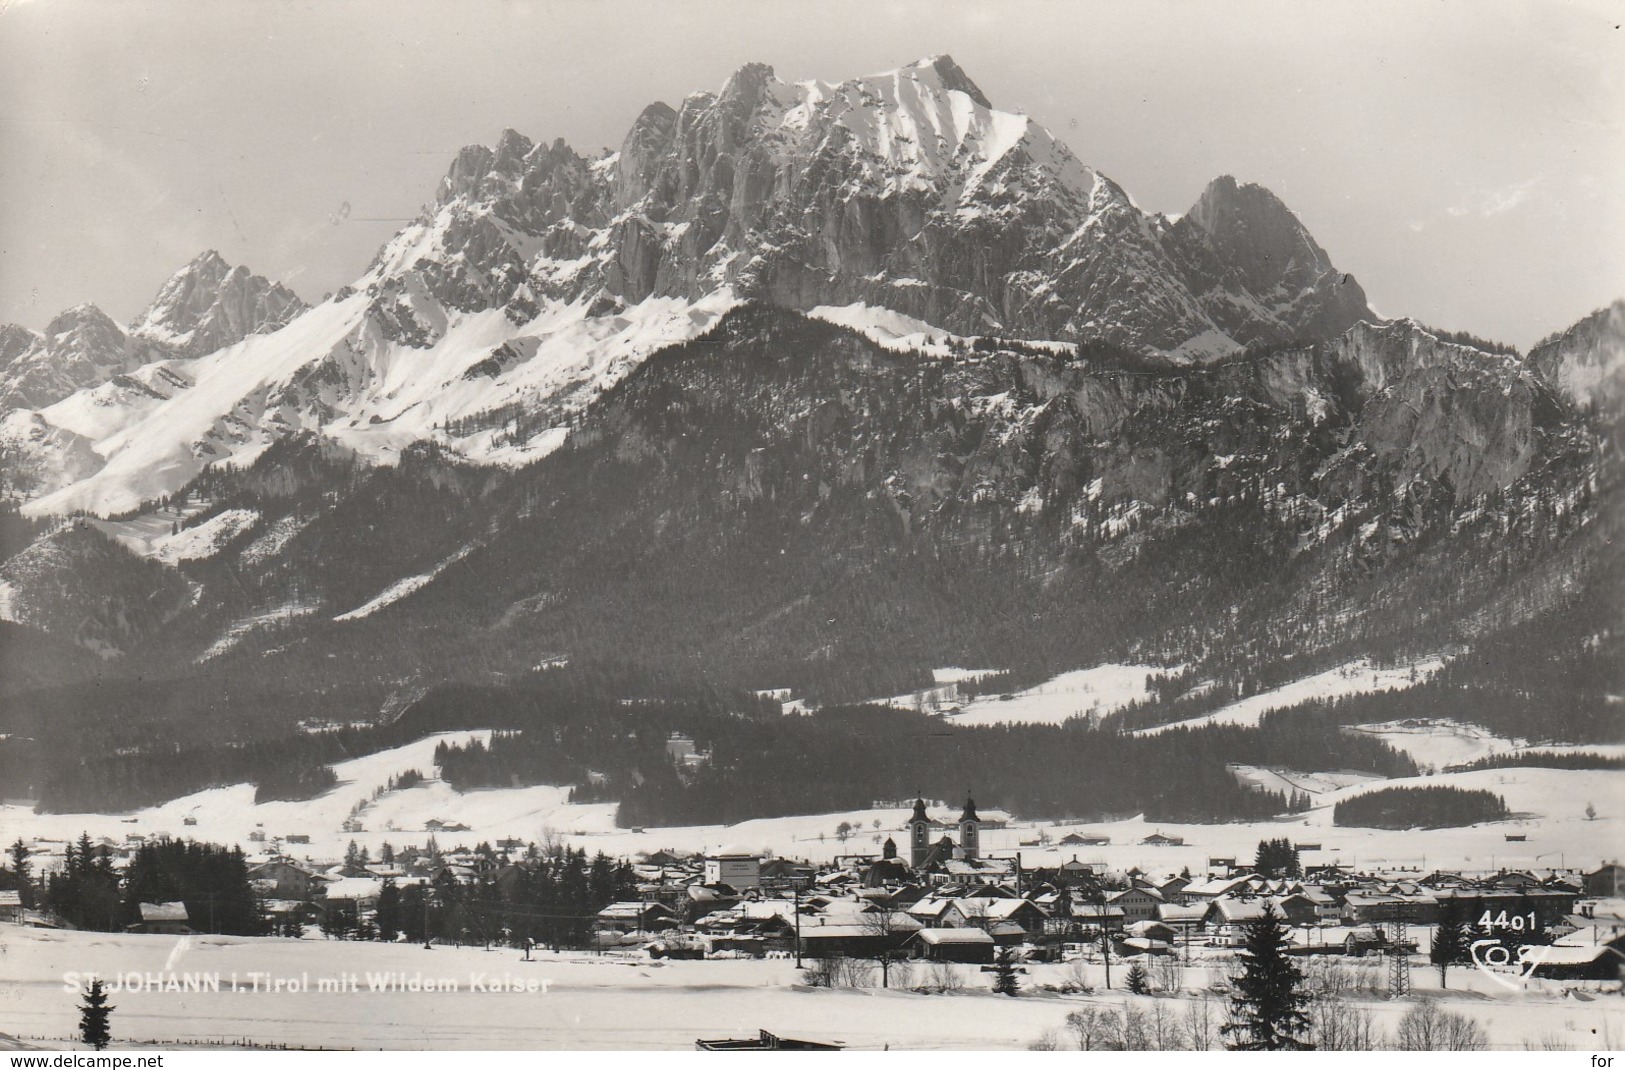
[
  {"x1": 9, "y1": 56, "x2": 1379, "y2": 520},
  {"x1": 21, "y1": 288, "x2": 735, "y2": 517},
  {"x1": 1134, "y1": 657, "x2": 1449, "y2": 736}
]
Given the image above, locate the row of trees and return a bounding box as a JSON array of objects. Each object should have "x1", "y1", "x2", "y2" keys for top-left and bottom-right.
[
  {"x1": 5, "y1": 834, "x2": 264, "y2": 934},
  {"x1": 427, "y1": 696, "x2": 1416, "y2": 828},
  {"x1": 317, "y1": 846, "x2": 638, "y2": 949},
  {"x1": 1332, "y1": 785, "x2": 1509, "y2": 829}
]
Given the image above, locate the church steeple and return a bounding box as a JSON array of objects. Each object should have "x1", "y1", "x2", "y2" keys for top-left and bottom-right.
[
  {"x1": 908, "y1": 797, "x2": 931, "y2": 869},
  {"x1": 958, "y1": 796, "x2": 980, "y2": 861}
]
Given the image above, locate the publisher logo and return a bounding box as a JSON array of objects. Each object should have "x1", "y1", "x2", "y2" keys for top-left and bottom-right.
[{"x1": 1467, "y1": 938, "x2": 1550, "y2": 989}]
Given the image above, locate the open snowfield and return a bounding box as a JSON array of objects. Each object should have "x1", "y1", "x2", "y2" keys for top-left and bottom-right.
[
  {"x1": 1344, "y1": 719, "x2": 1525, "y2": 771},
  {"x1": 1135, "y1": 657, "x2": 1449, "y2": 737},
  {"x1": 1228, "y1": 766, "x2": 1385, "y2": 797},
  {"x1": 0, "y1": 925, "x2": 1617, "y2": 1050},
  {"x1": 928, "y1": 664, "x2": 1166, "y2": 727}
]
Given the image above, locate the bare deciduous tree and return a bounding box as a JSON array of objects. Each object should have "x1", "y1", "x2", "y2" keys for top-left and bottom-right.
[
  {"x1": 1184, "y1": 994, "x2": 1218, "y2": 1051},
  {"x1": 1152, "y1": 952, "x2": 1183, "y2": 994},
  {"x1": 1394, "y1": 999, "x2": 1488, "y2": 1051}
]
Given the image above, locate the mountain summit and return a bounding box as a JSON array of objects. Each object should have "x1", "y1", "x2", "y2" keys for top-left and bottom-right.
[
  {"x1": 0, "y1": 57, "x2": 1441, "y2": 518},
  {"x1": 404, "y1": 55, "x2": 1373, "y2": 356},
  {"x1": 132, "y1": 250, "x2": 306, "y2": 356}
]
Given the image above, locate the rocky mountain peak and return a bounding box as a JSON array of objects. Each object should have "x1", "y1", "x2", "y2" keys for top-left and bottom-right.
[
  {"x1": 492, "y1": 128, "x2": 534, "y2": 173},
  {"x1": 46, "y1": 303, "x2": 122, "y2": 346},
  {"x1": 0, "y1": 323, "x2": 41, "y2": 368},
  {"x1": 1184, "y1": 175, "x2": 1334, "y2": 292},
  {"x1": 131, "y1": 251, "x2": 306, "y2": 356},
  {"x1": 908, "y1": 54, "x2": 992, "y2": 108},
  {"x1": 718, "y1": 61, "x2": 776, "y2": 106},
  {"x1": 1529, "y1": 298, "x2": 1625, "y2": 417}
]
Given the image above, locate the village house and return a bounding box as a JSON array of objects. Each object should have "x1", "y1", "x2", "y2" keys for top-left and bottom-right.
[
  {"x1": 1585, "y1": 863, "x2": 1625, "y2": 898},
  {"x1": 128, "y1": 902, "x2": 191, "y2": 935},
  {"x1": 248, "y1": 859, "x2": 316, "y2": 901},
  {"x1": 1107, "y1": 886, "x2": 1163, "y2": 924},
  {"x1": 909, "y1": 927, "x2": 995, "y2": 963},
  {"x1": 595, "y1": 901, "x2": 679, "y2": 934}
]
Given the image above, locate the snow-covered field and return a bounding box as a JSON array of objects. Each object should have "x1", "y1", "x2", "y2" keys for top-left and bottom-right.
[
  {"x1": 899, "y1": 664, "x2": 1166, "y2": 727},
  {"x1": 1343, "y1": 719, "x2": 1525, "y2": 771},
  {"x1": 1135, "y1": 657, "x2": 1449, "y2": 737},
  {"x1": 1228, "y1": 766, "x2": 1385, "y2": 798},
  {"x1": 0, "y1": 925, "x2": 1616, "y2": 1050}
]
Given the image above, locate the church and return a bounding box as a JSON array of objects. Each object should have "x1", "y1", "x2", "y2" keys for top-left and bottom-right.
[{"x1": 906, "y1": 796, "x2": 985, "y2": 870}]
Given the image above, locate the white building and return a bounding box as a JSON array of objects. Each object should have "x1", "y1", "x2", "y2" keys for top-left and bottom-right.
[{"x1": 703, "y1": 845, "x2": 761, "y2": 890}]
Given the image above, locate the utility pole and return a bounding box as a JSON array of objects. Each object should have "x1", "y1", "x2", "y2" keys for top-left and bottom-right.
[
  {"x1": 793, "y1": 881, "x2": 803, "y2": 969},
  {"x1": 1097, "y1": 897, "x2": 1112, "y2": 989},
  {"x1": 423, "y1": 886, "x2": 433, "y2": 950}
]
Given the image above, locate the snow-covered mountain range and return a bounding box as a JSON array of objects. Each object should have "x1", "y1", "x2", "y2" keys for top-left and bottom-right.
[
  {"x1": 3, "y1": 56, "x2": 1382, "y2": 518},
  {"x1": 0, "y1": 58, "x2": 1618, "y2": 832}
]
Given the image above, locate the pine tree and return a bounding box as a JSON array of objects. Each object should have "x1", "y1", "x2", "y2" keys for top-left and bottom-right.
[
  {"x1": 8, "y1": 837, "x2": 33, "y2": 909},
  {"x1": 1221, "y1": 903, "x2": 1311, "y2": 1050},
  {"x1": 376, "y1": 878, "x2": 401, "y2": 942},
  {"x1": 1431, "y1": 906, "x2": 1468, "y2": 988},
  {"x1": 1125, "y1": 962, "x2": 1150, "y2": 994},
  {"x1": 78, "y1": 979, "x2": 114, "y2": 1050},
  {"x1": 992, "y1": 947, "x2": 1020, "y2": 996}
]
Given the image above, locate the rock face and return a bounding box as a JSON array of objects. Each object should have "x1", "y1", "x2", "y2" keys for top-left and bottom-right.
[
  {"x1": 0, "y1": 305, "x2": 153, "y2": 411},
  {"x1": 1529, "y1": 298, "x2": 1625, "y2": 420},
  {"x1": 131, "y1": 250, "x2": 306, "y2": 356},
  {"x1": 400, "y1": 56, "x2": 1374, "y2": 356},
  {"x1": 2, "y1": 56, "x2": 1610, "y2": 524},
  {"x1": 0, "y1": 254, "x2": 304, "y2": 413},
  {"x1": 1165, "y1": 176, "x2": 1372, "y2": 346}
]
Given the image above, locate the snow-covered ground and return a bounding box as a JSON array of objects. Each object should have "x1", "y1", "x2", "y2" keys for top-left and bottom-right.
[
  {"x1": 896, "y1": 663, "x2": 1167, "y2": 727},
  {"x1": 1135, "y1": 656, "x2": 1449, "y2": 737},
  {"x1": 2, "y1": 726, "x2": 1618, "y2": 877},
  {"x1": 199, "y1": 601, "x2": 319, "y2": 661},
  {"x1": 332, "y1": 544, "x2": 477, "y2": 621},
  {"x1": 1228, "y1": 766, "x2": 1385, "y2": 797},
  {"x1": 1343, "y1": 718, "x2": 1524, "y2": 771},
  {"x1": 139, "y1": 509, "x2": 259, "y2": 565},
  {"x1": 0, "y1": 925, "x2": 1616, "y2": 1051}
]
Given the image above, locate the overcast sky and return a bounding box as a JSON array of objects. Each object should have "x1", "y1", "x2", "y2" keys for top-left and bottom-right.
[{"x1": 1, "y1": 0, "x2": 1620, "y2": 348}]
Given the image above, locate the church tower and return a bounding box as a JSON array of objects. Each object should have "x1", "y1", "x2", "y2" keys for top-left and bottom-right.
[
  {"x1": 958, "y1": 797, "x2": 980, "y2": 861},
  {"x1": 908, "y1": 797, "x2": 931, "y2": 868}
]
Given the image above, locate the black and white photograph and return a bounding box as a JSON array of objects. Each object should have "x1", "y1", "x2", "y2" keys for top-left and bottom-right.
[{"x1": 0, "y1": 0, "x2": 1621, "y2": 1055}]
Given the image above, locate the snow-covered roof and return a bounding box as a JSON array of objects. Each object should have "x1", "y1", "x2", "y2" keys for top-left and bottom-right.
[
  {"x1": 597, "y1": 901, "x2": 672, "y2": 919},
  {"x1": 1157, "y1": 904, "x2": 1208, "y2": 923},
  {"x1": 1534, "y1": 944, "x2": 1618, "y2": 966},
  {"x1": 139, "y1": 901, "x2": 188, "y2": 922},
  {"x1": 917, "y1": 927, "x2": 994, "y2": 945},
  {"x1": 1212, "y1": 898, "x2": 1268, "y2": 922},
  {"x1": 708, "y1": 844, "x2": 757, "y2": 859},
  {"x1": 322, "y1": 878, "x2": 383, "y2": 901},
  {"x1": 1183, "y1": 876, "x2": 1255, "y2": 897}
]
